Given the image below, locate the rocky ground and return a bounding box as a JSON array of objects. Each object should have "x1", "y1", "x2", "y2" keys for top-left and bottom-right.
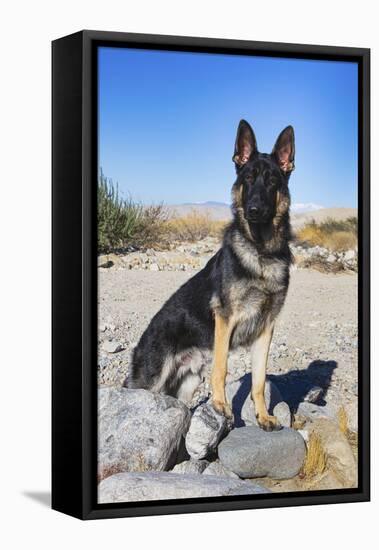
[
  {"x1": 98, "y1": 237, "x2": 358, "y2": 273},
  {"x1": 97, "y1": 238, "x2": 358, "y2": 501},
  {"x1": 98, "y1": 238, "x2": 358, "y2": 427}
]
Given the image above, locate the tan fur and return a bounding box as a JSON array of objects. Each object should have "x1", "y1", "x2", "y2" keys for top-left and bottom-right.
[
  {"x1": 231, "y1": 183, "x2": 254, "y2": 241},
  {"x1": 273, "y1": 191, "x2": 290, "y2": 228},
  {"x1": 251, "y1": 322, "x2": 281, "y2": 430},
  {"x1": 211, "y1": 313, "x2": 234, "y2": 418}
]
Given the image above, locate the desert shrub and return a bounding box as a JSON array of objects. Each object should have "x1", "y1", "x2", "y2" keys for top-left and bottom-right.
[
  {"x1": 98, "y1": 171, "x2": 143, "y2": 251},
  {"x1": 297, "y1": 220, "x2": 324, "y2": 247},
  {"x1": 297, "y1": 217, "x2": 357, "y2": 251},
  {"x1": 320, "y1": 216, "x2": 357, "y2": 235},
  {"x1": 166, "y1": 209, "x2": 225, "y2": 242},
  {"x1": 323, "y1": 231, "x2": 357, "y2": 251},
  {"x1": 131, "y1": 204, "x2": 169, "y2": 249},
  {"x1": 98, "y1": 170, "x2": 168, "y2": 252},
  {"x1": 98, "y1": 171, "x2": 227, "y2": 251}
]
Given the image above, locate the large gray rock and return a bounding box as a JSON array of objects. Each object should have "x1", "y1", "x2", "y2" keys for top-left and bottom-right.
[
  {"x1": 185, "y1": 403, "x2": 230, "y2": 460},
  {"x1": 98, "y1": 472, "x2": 271, "y2": 503},
  {"x1": 98, "y1": 388, "x2": 191, "y2": 480},
  {"x1": 307, "y1": 418, "x2": 357, "y2": 488},
  {"x1": 225, "y1": 374, "x2": 283, "y2": 427},
  {"x1": 218, "y1": 426, "x2": 306, "y2": 480}
]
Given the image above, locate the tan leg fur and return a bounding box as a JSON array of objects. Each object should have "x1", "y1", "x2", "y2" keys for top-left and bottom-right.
[
  {"x1": 251, "y1": 322, "x2": 282, "y2": 431},
  {"x1": 211, "y1": 313, "x2": 234, "y2": 419}
]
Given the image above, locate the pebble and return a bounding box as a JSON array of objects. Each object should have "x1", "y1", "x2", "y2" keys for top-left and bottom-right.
[{"x1": 102, "y1": 340, "x2": 123, "y2": 353}]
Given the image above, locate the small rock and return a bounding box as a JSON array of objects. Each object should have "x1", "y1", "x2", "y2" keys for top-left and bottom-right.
[
  {"x1": 218, "y1": 426, "x2": 306, "y2": 480},
  {"x1": 98, "y1": 255, "x2": 114, "y2": 268},
  {"x1": 225, "y1": 373, "x2": 283, "y2": 427},
  {"x1": 185, "y1": 403, "x2": 230, "y2": 460},
  {"x1": 171, "y1": 459, "x2": 209, "y2": 475},
  {"x1": 327, "y1": 254, "x2": 336, "y2": 263},
  {"x1": 297, "y1": 402, "x2": 334, "y2": 421},
  {"x1": 203, "y1": 460, "x2": 239, "y2": 479},
  {"x1": 273, "y1": 402, "x2": 291, "y2": 428},
  {"x1": 98, "y1": 472, "x2": 271, "y2": 503},
  {"x1": 344, "y1": 250, "x2": 356, "y2": 261},
  {"x1": 304, "y1": 386, "x2": 324, "y2": 403},
  {"x1": 99, "y1": 322, "x2": 116, "y2": 333},
  {"x1": 149, "y1": 263, "x2": 159, "y2": 271},
  {"x1": 102, "y1": 340, "x2": 123, "y2": 353}
]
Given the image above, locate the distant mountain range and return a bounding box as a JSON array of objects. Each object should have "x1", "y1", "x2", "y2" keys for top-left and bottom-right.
[
  {"x1": 182, "y1": 201, "x2": 230, "y2": 207},
  {"x1": 291, "y1": 203, "x2": 324, "y2": 213},
  {"x1": 167, "y1": 202, "x2": 231, "y2": 220},
  {"x1": 167, "y1": 201, "x2": 356, "y2": 226},
  {"x1": 174, "y1": 201, "x2": 325, "y2": 213}
]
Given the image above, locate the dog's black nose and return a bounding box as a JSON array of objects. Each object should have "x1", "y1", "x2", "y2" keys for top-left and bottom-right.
[{"x1": 249, "y1": 206, "x2": 259, "y2": 216}]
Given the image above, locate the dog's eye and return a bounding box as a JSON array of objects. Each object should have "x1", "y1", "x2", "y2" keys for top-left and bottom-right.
[{"x1": 253, "y1": 167, "x2": 260, "y2": 177}]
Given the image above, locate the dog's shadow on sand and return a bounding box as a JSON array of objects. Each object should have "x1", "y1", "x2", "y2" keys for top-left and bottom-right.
[{"x1": 231, "y1": 360, "x2": 337, "y2": 427}]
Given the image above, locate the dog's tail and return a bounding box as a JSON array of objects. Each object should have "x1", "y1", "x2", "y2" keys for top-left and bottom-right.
[{"x1": 123, "y1": 345, "x2": 149, "y2": 389}]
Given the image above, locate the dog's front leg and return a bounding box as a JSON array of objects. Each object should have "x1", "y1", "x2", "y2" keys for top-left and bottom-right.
[
  {"x1": 251, "y1": 322, "x2": 282, "y2": 431},
  {"x1": 211, "y1": 313, "x2": 234, "y2": 420}
]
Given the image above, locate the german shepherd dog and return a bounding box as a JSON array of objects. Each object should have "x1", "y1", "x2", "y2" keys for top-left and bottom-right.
[{"x1": 126, "y1": 120, "x2": 295, "y2": 431}]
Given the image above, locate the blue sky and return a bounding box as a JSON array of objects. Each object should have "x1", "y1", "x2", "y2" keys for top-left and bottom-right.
[{"x1": 98, "y1": 47, "x2": 358, "y2": 208}]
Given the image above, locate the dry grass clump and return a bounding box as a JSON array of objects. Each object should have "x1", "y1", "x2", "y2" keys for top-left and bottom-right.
[
  {"x1": 337, "y1": 406, "x2": 349, "y2": 436},
  {"x1": 166, "y1": 209, "x2": 226, "y2": 242},
  {"x1": 300, "y1": 432, "x2": 327, "y2": 479},
  {"x1": 323, "y1": 231, "x2": 357, "y2": 251},
  {"x1": 337, "y1": 405, "x2": 358, "y2": 459},
  {"x1": 296, "y1": 217, "x2": 357, "y2": 252}
]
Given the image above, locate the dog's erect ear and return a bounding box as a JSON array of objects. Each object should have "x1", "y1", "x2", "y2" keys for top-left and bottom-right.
[
  {"x1": 272, "y1": 126, "x2": 295, "y2": 173},
  {"x1": 233, "y1": 120, "x2": 257, "y2": 167}
]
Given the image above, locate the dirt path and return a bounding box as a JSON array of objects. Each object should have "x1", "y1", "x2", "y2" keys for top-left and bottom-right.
[{"x1": 98, "y1": 267, "x2": 358, "y2": 427}]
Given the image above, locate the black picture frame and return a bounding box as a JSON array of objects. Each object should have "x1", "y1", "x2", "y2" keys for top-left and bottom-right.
[{"x1": 52, "y1": 30, "x2": 370, "y2": 520}]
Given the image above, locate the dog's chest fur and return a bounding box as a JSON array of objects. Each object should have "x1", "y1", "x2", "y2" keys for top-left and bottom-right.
[{"x1": 213, "y1": 237, "x2": 290, "y2": 349}]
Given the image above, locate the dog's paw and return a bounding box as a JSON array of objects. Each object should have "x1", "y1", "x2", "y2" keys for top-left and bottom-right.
[
  {"x1": 212, "y1": 399, "x2": 234, "y2": 423},
  {"x1": 256, "y1": 414, "x2": 282, "y2": 432}
]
